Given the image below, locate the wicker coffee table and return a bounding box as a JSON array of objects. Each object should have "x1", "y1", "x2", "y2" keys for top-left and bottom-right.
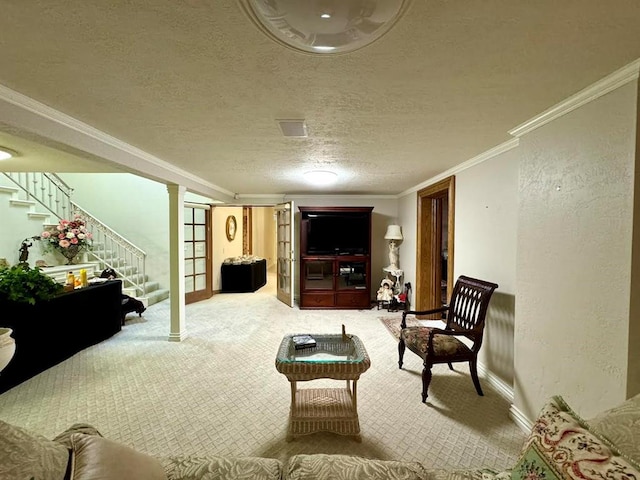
[{"x1": 275, "y1": 333, "x2": 371, "y2": 442}]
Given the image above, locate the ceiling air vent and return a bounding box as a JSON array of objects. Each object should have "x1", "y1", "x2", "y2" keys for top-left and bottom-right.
[{"x1": 277, "y1": 119, "x2": 308, "y2": 137}]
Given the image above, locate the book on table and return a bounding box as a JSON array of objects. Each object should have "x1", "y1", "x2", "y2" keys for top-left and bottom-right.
[{"x1": 292, "y1": 335, "x2": 317, "y2": 349}]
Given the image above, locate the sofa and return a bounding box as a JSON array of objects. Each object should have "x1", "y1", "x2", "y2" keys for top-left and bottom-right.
[{"x1": 2, "y1": 393, "x2": 639, "y2": 480}]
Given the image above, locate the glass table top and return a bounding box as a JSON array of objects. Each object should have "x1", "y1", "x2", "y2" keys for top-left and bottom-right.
[
  {"x1": 276, "y1": 333, "x2": 371, "y2": 379},
  {"x1": 276, "y1": 334, "x2": 367, "y2": 364}
]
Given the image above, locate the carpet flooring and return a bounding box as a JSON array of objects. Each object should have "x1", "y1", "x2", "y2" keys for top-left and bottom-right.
[{"x1": 0, "y1": 274, "x2": 525, "y2": 470}]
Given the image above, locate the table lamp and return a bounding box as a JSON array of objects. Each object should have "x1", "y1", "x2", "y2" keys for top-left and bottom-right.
[{"x1": 384, "y1": 225, "x2": 403, "y2": 270}]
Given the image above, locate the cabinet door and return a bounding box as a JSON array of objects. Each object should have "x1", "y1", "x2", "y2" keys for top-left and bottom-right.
[
  {"x1": 336, "y1": 260, "x2": 367, "y2": 291},
  {"x1": 302, "y1": 259, "x2": 334, "y2": 290}
]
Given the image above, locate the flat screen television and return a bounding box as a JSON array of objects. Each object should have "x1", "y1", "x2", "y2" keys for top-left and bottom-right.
[{"x1": 303, "y1": 211, "x2": 369, "y2": 255}]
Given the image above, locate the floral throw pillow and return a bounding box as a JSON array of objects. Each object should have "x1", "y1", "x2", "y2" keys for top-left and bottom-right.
[{"x1": 510, "y1": 396, "x2": 640, "y2": 480}]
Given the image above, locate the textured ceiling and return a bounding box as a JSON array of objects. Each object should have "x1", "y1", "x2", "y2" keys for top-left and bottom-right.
[{"x1": 0, "y1": 1, "x2": 639, "y2": 197}]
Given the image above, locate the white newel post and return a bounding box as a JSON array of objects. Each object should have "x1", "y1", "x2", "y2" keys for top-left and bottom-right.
[{"x1": 167, "y1": 184, "x2": 187, "y2": 342}]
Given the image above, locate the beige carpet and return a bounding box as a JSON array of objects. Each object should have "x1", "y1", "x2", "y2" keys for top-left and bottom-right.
[{"x1": 0, "y1": 275, "x2": 525, "y2": 470}]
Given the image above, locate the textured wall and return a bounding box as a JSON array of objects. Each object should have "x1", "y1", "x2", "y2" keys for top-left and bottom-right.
[
  {"x1": 455, "y1": 149, "x2": 519, "y2": 386},
  {"x1": 515, "y1": 82, "x2": 638, "y2": 420}
]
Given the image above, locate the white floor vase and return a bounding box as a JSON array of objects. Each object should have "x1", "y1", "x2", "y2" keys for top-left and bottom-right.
[{"x1": 0, "y1": 328, "x2": 16, "y2": 372}]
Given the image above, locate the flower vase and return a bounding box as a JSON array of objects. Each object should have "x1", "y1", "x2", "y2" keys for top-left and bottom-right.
[
  {"x1": 60, "y1": 245, "x2": 81, "y2": 265},
  {"x1": 0, "y1": 328, "x2": 16, "y2": 373}
]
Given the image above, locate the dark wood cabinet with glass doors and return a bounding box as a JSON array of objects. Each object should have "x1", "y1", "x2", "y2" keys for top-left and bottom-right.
[{"x1": 299, "y1": 207, "x2": 372, "y2": 309}]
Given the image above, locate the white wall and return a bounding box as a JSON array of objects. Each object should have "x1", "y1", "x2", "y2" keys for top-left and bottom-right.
[
  {"x1": 396, "y1": 71, "x2": 640, "y2": 423},
  {"x1": 515, "y1": 81, "x2": 639, "y2": 420},
  {"x1": 455, "y1": 148, "x2": 519, "y2": 386},
  {"x1": 396, "y1": 149, "x2": 519, "y2": 388},
  {"x1": 397, "y1": 192, "x2": 418, "y2": 300},
  {"x1": 59, "y1": 173, "x2": 170, "y2": 288},
  {"x1": 0, "y1": 176, "x2": 56, "y2": 266}
]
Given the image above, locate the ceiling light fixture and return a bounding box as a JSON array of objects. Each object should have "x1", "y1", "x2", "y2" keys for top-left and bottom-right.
[
  {"x1": 0, "y1": 147, "x2": 17, "y2": 160},
  {"x1": 304, "y1": 170, "x2": 338, "y2": 185},
  {"x1": 238, "y1": 0, "x2": 412, "y2": 55}
]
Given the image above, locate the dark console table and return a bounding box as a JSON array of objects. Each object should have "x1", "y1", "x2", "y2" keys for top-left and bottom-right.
[
  {"x1": 0, "y1": 280, "x2": 122, "y2": 393},
  {"x1": 221, "y1": 259, "x2": 267, "y2": 293}
]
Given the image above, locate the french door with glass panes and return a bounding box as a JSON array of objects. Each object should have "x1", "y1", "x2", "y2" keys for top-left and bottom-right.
[
  {"x1": 275, "y1": 201, "x2": 295, "y2": 307},
  {"x1": 184, "y1": 203, "x2": 212, "y2": 304}
]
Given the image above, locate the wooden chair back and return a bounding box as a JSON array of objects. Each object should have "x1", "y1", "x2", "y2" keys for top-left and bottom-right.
[{"x1": 446, "y1": 275, "x2": 498, "y2": 351}]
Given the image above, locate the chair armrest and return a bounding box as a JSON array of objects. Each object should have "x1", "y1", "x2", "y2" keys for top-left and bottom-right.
[{"x1": 401, "y1": 306, "x2": 448, "y2": 328}]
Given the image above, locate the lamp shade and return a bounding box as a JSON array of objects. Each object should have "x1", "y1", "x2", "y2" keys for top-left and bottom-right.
[{"x1": 384, "y1": 225, "x2": 403, "y2": 240}]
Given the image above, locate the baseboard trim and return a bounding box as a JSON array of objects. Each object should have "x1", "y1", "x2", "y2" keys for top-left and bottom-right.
[
  {"x1": 477, "y1": 363, "x2": 533, "y2": 433},
  {"x1": 477, "y1": 362, "x2": 514, "y2": 403},
  {"x1": 509, "y1": 404, "x2": 533, "y2": 433},
  {"x1": 168, "y1": 331, "x2": 187, "y2": 342}
]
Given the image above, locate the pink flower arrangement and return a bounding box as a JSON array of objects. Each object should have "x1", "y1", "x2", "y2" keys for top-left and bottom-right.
[{"x1": 41, "y1": 215, "x2": 93, "y2": 252}]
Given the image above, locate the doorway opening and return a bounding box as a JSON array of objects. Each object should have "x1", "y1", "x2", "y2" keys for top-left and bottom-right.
[{"x1": 416, "y1": 176, "x2": 455, "y2": 316}]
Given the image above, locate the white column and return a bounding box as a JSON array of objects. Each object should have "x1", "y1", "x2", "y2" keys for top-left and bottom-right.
[{"x1": 167, "y1": 184, "x2": 186, "y2": 342}]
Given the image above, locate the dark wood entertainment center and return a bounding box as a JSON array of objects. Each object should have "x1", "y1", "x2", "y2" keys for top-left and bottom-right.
[{"x1": 299, "y1": 206, "x2": 373, "y2": 309}]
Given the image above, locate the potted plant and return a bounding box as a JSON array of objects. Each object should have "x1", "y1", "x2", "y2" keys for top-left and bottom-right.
[{"x1": 0, "y1": 264, "x2": 63, "y2": 305}]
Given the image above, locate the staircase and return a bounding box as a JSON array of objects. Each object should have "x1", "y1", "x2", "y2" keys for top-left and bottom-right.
[{"x1": 0, "y1": 173, "x2": 169, "y2": 305}]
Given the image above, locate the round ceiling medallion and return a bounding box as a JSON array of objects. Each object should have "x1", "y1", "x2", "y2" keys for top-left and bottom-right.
[{"x1": 238, "y1": 0, "x2": 412, "y2": 55}]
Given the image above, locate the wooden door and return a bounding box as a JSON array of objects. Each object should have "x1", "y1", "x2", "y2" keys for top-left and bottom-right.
[{"x1": 184, "y1": 203, "x2": 212, "y2": 304}]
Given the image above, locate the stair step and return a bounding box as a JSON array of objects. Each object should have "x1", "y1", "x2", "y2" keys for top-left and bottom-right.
[
  {"x1": 143, "y1": 281, "x2": 160, "y2": 293},
  {"x1": 9, "y1": 199, "x2": 36, "y2": 208},
  {"x1": 27, "y1": 212, "x2": 51, "y2": 220},
  {"x1": 119, "y1": 265, "x2": 139, "y2": 275},
  {"x1": 0, "y1": 186, "x2": 19, "y2": 195},
  {"x1": 147, "y1": 289, "x2": 169, "y2": 306},
  {"x1": 122, "y1": 287, "x2": 138, "y2": 297}
]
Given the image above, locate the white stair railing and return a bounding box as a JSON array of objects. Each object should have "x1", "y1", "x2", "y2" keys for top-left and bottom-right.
[
  {"x1": 2, "y1": 172, "x2": 147, "y2": 296},
  {"x1": 3, "y1": 172, "x2": 73, "y2": 219},
  {"x1": 71, "y1": 203, "x2": 147, "y2": 296}
]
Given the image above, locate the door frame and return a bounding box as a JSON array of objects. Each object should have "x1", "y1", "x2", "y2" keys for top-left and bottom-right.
[{"x1": 416, "y1": 176, "x2": 455, "y2": 313}]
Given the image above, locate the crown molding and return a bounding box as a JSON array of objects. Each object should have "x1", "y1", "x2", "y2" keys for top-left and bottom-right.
[
  {"x1": 0, "y1": 84, "x2": 236, "y2": 202},
  {"x1": 510, "y1": 58, "x2": 640, "y2": 137},
  {"x1": 400, "y1": 138, "x2": 520, "y2": 197}
]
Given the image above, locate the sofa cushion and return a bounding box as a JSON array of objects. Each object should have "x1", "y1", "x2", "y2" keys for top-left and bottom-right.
[
  {"x1": 69, "y1": 433, "x2": 166, "y2": 480},
  {"x1": 0, "y1": 419, "x2": 70, "y2": 480},
  {"x1": 587, "y1": 393, "x2": 640, "y2": 465},
  {"x1": 509, "y1": 396, "x2": 640, "y2": 480},
  {"x1": 163, "y1": 455, "x2": 282, "y2": 480},
  {"x1": 284, "y1": 454, "x2": 428, "y2": 480}
]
